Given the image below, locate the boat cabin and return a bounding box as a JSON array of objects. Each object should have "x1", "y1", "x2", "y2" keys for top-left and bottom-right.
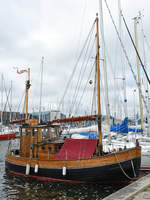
[{"x1": 17, "y1": 119, "x2": 64, "y2": 159}]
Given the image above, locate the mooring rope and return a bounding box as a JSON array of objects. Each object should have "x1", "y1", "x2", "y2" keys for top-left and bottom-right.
[
  {"x1": 129, "y1": 150, "x2": 136, "y2": 177},
  {"x1": 114, "y1": 152, "x2": 137, "y2": 180}
]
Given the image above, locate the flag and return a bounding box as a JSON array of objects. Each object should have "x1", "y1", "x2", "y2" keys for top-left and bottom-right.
[
  {"x1": 13, "y1": 67, "x2": 28, "y2": 74},
  {"x1": 17, "y1": 69, "x2": 28, "y2": 74}
]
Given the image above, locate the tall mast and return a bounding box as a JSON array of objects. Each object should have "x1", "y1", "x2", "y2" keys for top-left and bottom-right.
[
  {"x1": 134, "y1": 17, "x2": 144, "y2": 130},
  {"x1": 1, "y1": 74, "x2": 3, "y2": 124},
  {"x1": 96, "y1": 15, "x2": 102, "y2": 153},
  {"x1": 139, "y1": 12, "x2": 150, "y2": 135},
  {"x1": 118, "y1": 0, "x2": 128, "y2": 118},
  {"x1": 99, "y1": 0, "x2": 110, "y2": 125},
  {"x1": 25, "y1": 68, "x2": 31, "y2": 121}
]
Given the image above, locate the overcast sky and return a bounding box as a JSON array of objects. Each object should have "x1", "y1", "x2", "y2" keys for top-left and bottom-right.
[{"x1": 0, "y1": 0, "x2": 150, "y2": 119}]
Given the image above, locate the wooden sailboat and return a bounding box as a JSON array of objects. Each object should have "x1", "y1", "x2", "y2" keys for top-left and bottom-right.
[{"x1": 5, "y1": 16, "x2": 141, "y2": 183}]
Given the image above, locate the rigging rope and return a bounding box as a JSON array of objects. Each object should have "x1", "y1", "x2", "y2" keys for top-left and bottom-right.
[
  {"x1": 22, "y1": 89, "x2": 26, "y2": 117},
  {"x1": 144, "y1": 35, "x2": 150, "y2": 78},
  {"x1": 68, "y1": 28, "x2": 96, "y2": 115},
  {"x1": 16, "y1": 90, "x2": 25, "y2": 113},
  {"x1": 145, "y1": 35, "x2": 150, "y2": 52},
  {"x1": 91, "y1": 61, "x2": 96, "y2": 115},
  {"x1": 74, "y1": 0, "x2": 88, "y2": 59},
  {"x1": 104, "y1": 0, "x2": 149, "y2": 115},
  {"x1": 121, "y1": 14, "x2": 150, "y2": 86},
  {"x1": 70, "y1": 37, "x2": 96, "y2": 116},
  {"x1": 3, "y1": 79, "x2": 12, "y2": 113},
  {"x1": 114, "y1": 152, "x2": 137, "y2": 180},
  {"x1": 74, "y1": 60, "x2": 95, "y2": 115},
  {"x1": 57, "y1": 20, "x2": 96, "y2": 118}
]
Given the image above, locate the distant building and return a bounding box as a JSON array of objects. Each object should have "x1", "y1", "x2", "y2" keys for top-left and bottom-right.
[
  {"x1": 32, "y1": 110, "x2": 66, "y2": 122},
  {"x1": 50, "y1": 110, "x2": 66, "y2": 121},
  {"x1": 0, "y1": 111, "x2": 26, "y2": 125},
  {"x1": 0, "y1": 109, "x2": 66, "y2": 125}
]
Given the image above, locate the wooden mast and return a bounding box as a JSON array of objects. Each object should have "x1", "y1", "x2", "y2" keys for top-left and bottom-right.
[
  {"x1": 25, "y1": 68, "x2": 31, "y2": 121},
  {"x1": 96, "y1": 14, "x2": 102, "y2": 153}
]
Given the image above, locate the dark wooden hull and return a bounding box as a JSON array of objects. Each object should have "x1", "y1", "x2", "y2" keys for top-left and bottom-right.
[
  {"x1": 5, "y1": 157, "x2": 140, "y2": 183},
  {"x1": 5, "y1": 146, "x2": 141, "y2": 183}
]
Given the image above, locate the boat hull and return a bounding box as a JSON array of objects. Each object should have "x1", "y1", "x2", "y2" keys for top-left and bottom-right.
[
  {"x1": 0, "y1": 133, "x2": 16, "y2": 140},
  {"x1": 6, "y1": 157, "x2": 140, "y2": 183},
  {"x1": 5, "y1": 147, "x2": 141, "y2": 183}
]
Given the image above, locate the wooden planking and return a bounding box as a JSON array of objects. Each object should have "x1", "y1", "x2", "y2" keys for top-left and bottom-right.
[{"x1": 6, "y1": 146, "x2": 141, "y2": 169}]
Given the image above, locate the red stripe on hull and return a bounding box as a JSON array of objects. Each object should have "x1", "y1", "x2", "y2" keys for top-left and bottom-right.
[
  {"x1": 140, "y1": 167, "x2": 150, "y2": 171},
  {"x1": 6, "y1": 169, "x2": 87, "y2": 184},
  {"x1": 0, "y1": 133, "x2": 16, "y2": 140},
  {"x1": 6, "y1": 168, "x2": 133, "y2": 184}
]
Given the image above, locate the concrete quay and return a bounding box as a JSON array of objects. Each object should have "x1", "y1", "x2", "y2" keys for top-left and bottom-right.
[{"x1": 103, "y1": 173, "x2": 150, "y2": 200}]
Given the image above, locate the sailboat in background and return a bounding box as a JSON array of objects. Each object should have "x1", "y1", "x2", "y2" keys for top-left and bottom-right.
[
  {"x1": 0, "y1": 128, "x2": 16, "y2": 140},
  {"x1": 133, "y1": 14, "x2": 150, "y2": 171},
  {"x1": 105, "y1": 5, "x2": 150, "y2": 171},
  {"x1": 0, "y1": 75, "x2": 16, "y2": 140},
  {"x1": 5, "y1": 16, "x2": 141, "y2": 183}
]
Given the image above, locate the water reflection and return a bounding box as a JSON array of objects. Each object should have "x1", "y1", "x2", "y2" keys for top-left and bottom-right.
[{"x1": 3, "y1": 173, "x2": 126, "y2": 200}]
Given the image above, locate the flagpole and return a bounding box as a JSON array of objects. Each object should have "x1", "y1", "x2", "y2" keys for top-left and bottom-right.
[{"x1": 25, "y1": 68, "x2": 30, "y2": 121}]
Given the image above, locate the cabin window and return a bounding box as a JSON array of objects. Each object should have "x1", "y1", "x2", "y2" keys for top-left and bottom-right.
[
  {"x1": 33, "y1": 128, "x2": 37, "y2": 136},
  {"x1": 42, "y1": 128, "x2": 49, "y2": 139},
  {"x1": 22, "y1": 128, "x2": 26, "y2": 136},
  {"x1": 51, "y1": 128, "x2": 57, "y2": 138},
  {"x1": 26, "y1": 129, "x2": 31, "y2": 136},
  {"x1": 54, "y1": 144, "x2": 58, "y2": 153},
  {"x1": 48, "y1": 146, "x2": 52, "y2": 152},
  {"x1": 41, "y1": 146, "x2": 45, "y2": 150}
]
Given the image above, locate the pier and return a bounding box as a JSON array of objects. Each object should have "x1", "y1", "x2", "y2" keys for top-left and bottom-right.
[{"x1": 104, "y1": 173, "x2": 150, "y2": 200}]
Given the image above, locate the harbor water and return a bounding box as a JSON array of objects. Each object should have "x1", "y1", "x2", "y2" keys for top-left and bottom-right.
[{"x1": 0, "y1": 140, "x2": 128, "y2": 200}]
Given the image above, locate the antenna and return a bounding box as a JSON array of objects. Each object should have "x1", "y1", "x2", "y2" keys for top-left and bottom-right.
[{"x1": 39, "y1": 56, "x2": 44, "y2": 123}]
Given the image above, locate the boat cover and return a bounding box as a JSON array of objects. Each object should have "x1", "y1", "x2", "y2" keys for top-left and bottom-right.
[
  {"x1": 54, "y1": 138, "x2": 98, "y2": 160},
  {"x1": 128, "y1": 127, "x2": 143, "y2": 133},
  {"x1": 110, "y1": 117, "x2": 143, "y2": 133},
  {"x1": 110, "y1": 117, "x2": 128, "y2": 133},
  {"x1": 70, "y1": 132, "x2": 98, "y2": 139}
]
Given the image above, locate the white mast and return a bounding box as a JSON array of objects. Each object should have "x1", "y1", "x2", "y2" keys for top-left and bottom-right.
[
  {"x1": 39, "y1": 56, "x2": 44, "y2": 123},
  {"x1": 118, "y1": 0, "x2": 128, "y2": 118},
  {"x1": 99, "y1": 0, "x2": 110, "y2": 125},
  {"x1": 134, "y1": 16, "x2": 144, "y2": 131},
  {"x1": 1, "y1": 74, "x2": 3, "y2": 125},
  {"x1": 139, "y1": 12, "x2": 150, "y2": 136},
  {"x1": 10, "y1": 80, "x2": 12, "y2": 122}
]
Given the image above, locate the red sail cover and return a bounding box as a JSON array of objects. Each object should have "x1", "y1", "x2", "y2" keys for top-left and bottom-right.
[{"x1": 54, "y1": 138, "x2": 98, "y2": 160}]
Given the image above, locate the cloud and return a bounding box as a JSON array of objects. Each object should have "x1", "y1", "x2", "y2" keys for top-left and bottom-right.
[{"x1": 0, "y1": 0, "x2": 149, "y2": 119}]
